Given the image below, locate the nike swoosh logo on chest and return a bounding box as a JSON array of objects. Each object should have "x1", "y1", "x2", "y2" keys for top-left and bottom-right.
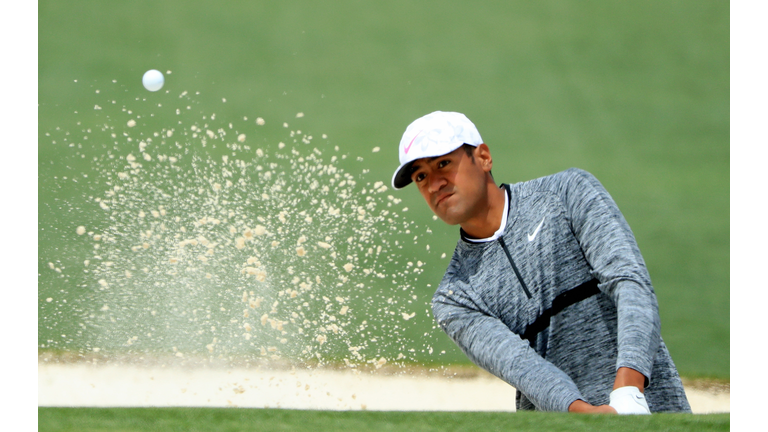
[{"x1": 527, "y1": 216, "x2": 546, "y2": 242}]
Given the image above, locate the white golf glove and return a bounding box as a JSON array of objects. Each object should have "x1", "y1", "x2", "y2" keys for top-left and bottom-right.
[{"x1": 609, "y1": 386, "x2": 651, "y2": 415}]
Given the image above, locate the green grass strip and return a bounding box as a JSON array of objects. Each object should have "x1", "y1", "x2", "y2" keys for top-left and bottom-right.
[{"x1": 39, "y1": 407, "x2": 729, "y2": 432}]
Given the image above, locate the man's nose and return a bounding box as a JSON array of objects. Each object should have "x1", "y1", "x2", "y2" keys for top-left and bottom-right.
[{"x1": 428, "y1": 172, "x2": 446, "y2": 193}]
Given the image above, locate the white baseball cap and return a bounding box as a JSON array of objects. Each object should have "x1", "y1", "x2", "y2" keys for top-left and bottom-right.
[{"x1": 391, "y1": 111, "x2": 483, "y2": 189}]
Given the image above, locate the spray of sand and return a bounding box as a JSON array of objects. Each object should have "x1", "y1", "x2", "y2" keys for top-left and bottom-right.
[{"x1": 39, "y1": 84, "x2": 439, "y2": 373}]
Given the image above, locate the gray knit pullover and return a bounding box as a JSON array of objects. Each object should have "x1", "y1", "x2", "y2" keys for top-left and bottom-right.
[{"x1": 431, "y1": 168, "x2": 691, "y2": 412}]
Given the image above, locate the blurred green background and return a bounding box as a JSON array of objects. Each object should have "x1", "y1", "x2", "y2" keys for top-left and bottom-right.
[{"x1": 39, "y1": 0, "x2": 729, "y2": 379}]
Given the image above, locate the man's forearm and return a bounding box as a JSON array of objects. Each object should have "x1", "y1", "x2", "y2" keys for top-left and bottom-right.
[{"x1": 613, "y1": 367, "x2": 646, "y2": 392}]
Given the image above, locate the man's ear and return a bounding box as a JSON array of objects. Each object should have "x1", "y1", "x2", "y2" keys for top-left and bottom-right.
[{"x1": 474, "y1": 144, "x2": 493, "y2": 173}]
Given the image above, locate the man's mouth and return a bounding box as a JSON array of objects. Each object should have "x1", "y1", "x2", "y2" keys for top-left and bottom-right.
[{"x1": 435, "y1": 192, "x2": 453, "y2": 207}]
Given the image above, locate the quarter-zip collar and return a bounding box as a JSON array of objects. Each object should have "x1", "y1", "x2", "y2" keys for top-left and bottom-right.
[{"x1": 458, "y1": 183, "x2": 531, "y2": 299}]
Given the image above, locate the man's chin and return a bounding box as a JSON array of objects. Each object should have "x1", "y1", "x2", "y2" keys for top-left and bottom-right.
[
  {"x1": 433, "y1": 211, "x2": 462, "y2": 226},
  {"x1": 431, "y1": 198, "x2": 464, "y2": 225}
]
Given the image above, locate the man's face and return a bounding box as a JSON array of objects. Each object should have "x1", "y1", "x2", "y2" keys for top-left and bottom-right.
[{"x1": 409, "y1": 145, "x2": 490, "y2": 226}]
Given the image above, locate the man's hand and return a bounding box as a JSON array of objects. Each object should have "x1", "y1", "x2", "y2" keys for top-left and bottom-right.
[
  {"x1": 609, "y1": 367, "x2": 651, "y2": 414},
  {"x1": 568, "y1": 399, "x2": 618, "y2": 414},
  {"x1": 609, "y1": 386, "x2": 651, "y2": 415}
]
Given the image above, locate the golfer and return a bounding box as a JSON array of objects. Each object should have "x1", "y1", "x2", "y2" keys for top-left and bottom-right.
[{"x1": 391, "y1": 111, "x2": 691, "y2": 414}]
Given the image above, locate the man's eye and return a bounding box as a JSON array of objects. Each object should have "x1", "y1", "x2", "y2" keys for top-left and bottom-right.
[
  {"x1": 415, "y1": 173, "x2": 426, "y2": 182},
  {"x1": 437, "y1": 160, "x2": 450, "y2": 168}
]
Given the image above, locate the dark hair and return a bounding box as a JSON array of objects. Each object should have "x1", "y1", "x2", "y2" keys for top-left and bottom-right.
[{"x1": 461, "y1": 144, "x2": 476, "y2": 160}]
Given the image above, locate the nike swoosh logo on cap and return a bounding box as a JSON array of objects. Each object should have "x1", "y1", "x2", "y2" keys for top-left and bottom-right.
[
  {"x1": 404, "y1": 130, "x2": 422, "y2": 154},
  {"x1": 527, "y1": 216, "x2": 545, "y2": 242}
]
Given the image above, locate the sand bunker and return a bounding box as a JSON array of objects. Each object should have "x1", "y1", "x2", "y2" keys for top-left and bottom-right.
[{"x1": 38, "y1": 362, "x2": 728, "y2": 413}]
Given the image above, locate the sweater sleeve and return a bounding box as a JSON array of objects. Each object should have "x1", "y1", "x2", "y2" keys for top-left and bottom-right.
[
  {"x1": 432, "y1": 286, "x2": 584, "y2": 412},
  {"x1": 561, "y1": 168, "x2": 661, "y2": 384}
]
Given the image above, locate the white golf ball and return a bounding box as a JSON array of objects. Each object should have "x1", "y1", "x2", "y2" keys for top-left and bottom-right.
[{"x1": 142, "y1": 69, "x2": 164, "y2": 92}]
